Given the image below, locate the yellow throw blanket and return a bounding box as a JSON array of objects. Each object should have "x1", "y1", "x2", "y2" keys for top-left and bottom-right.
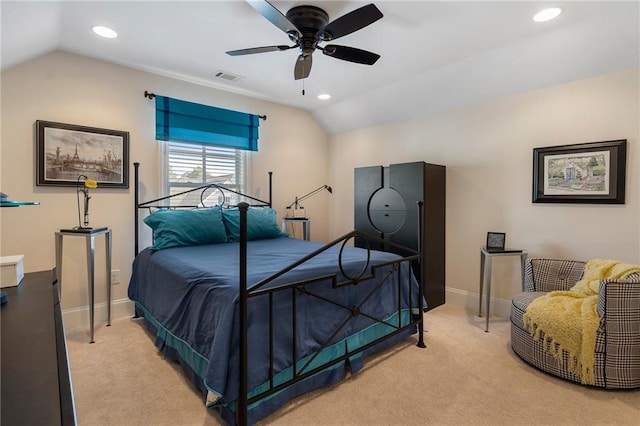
[{"x1": 522, "y1": 258, "x2": 640, "y2": 384}]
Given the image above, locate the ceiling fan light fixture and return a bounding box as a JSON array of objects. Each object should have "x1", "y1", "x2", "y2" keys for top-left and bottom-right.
[
  {"x1": 533, "y1": 7, "x2": 562, "y2": 22},
  {"x1": 92, "y1": 25, "x2": 118, "y2": 38},
  {"x1": 228, "y1": 2, "x2": 383, "y2": 81},
  {"x1": 318, "y1": 93, "x2": 331, "y2": 100}
]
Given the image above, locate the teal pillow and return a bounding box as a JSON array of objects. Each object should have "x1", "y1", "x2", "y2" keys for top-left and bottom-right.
[
  {"x1": 222, "y1": 207, "x2": 288, "y2": 241},
  {"x1": 143, "y1": 207, "x2": 228, "y2": 250}
]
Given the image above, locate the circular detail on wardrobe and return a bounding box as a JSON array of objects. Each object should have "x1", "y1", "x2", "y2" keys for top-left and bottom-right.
[{"x1": 367, "y1": 188, "x2": 406, "y2": 234}]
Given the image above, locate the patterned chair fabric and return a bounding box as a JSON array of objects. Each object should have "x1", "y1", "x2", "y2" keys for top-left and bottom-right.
[{"x1": 511, "y1": 258, "x2": 640, "y2": 389}]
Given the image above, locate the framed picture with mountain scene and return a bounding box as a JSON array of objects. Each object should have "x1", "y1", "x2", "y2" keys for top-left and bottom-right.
[
  {"x1": 36, "y1": 120, "x2": 130, "y2": 188},
  {"x1": 532, "y1": 139, "x2": 626, "y2": 204}
]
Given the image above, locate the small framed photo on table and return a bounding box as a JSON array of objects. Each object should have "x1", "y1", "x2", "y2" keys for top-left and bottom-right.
[{"x1": 486, "y1": 232, "x2": 506, "y2": 251}]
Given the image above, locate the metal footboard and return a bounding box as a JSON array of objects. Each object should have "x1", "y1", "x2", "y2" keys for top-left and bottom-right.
[{"x1": 236, "y1": 203, "x2": 425, "y2": 425}]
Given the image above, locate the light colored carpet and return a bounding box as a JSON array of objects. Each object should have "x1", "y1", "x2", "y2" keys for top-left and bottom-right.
[{"x1": 66, "y1": 304, "x2": 639, "y2": 425}]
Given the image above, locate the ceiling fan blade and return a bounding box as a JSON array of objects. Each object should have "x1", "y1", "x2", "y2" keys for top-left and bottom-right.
[
  {"x1": 294, "y1": 54, "x2": 312, "y2": 80},
  {"x1": 321, "y1": 4, "x2": 383, "y2": 41},
  {"x1": 322, "y1": 45, "x2": 380, "y2": 65},
  {"x1": 226, "y1": 45, "x2": 294, "y2": 56},
  {"x1": 246, "y1": 0, "x2": 300, "y2": 37}
]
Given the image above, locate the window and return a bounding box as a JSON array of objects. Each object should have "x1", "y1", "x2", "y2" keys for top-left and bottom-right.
[
  {"x1": 152, "y1": 94, "x2": 258, "y2": 207},
  {"x1": 162, "y1": 141, "x2": 247, "y2": 207}
]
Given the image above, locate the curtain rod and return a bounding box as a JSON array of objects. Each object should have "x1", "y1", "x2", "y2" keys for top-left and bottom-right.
[{"x1": 144, "y1": 91, "x2": 266, "y2": 121}]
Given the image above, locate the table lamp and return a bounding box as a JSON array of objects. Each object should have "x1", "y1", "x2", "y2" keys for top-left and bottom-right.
[
  {"x1": 285, "y1": 185, "x2": 332, "y2": 218},
  {"x1": 76, "y1": 175, "x2": 98, "y2": 230}
]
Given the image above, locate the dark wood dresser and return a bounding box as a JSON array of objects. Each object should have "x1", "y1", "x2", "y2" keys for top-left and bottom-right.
[
  {"x1": 355, "y1": 161, "x2": 446, "y2": 310},
  {"x1": 1, "y1": 269, "x2": 76, "y2": 425}
]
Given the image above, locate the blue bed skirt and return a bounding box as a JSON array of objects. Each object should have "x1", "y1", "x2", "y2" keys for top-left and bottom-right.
[{"x1": 135, "y1": 302, "x2": 416, "y2": 424}]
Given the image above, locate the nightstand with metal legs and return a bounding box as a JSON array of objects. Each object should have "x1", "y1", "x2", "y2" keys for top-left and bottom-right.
[
  {"x1": 478, "y1": 246, "x2": 527, "y2": 332},
  {"x1": 55, "y1": 227, "x2": 112, "y2": 343},
  {"x1": 281, "y1": 217, "x2": 311, "y2": 241}
]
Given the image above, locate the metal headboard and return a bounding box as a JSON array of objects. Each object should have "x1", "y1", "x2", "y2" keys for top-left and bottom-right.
[{"x1": 133, "y1": 162, "x2": 272, "y2": 255}]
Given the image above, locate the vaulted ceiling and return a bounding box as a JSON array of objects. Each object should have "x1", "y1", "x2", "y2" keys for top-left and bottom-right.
[{"x1": 2, "y1": 1, "x2": 638, "y2": 135}]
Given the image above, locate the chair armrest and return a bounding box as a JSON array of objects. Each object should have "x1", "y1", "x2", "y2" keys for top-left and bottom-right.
[
  {"x1": 600, "y1": 276, "x2": 640, "y2": 388},
  {"x1": 524, "y1": 258, "x2": 586, "y2": 292},
  {"x1": 598, "y1": 273, "x2": 640, "y2": 317}
]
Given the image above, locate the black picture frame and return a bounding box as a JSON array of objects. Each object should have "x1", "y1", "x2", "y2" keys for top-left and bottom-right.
[
  {"x1": 532, "y1": 140, "x2": 626, "y2": 204},
  {"x1": 486, "y1": 232, "x2": 506, "y2": 251},
  {"x1": 36, "y1": 120, "x2": 130, "y2": 188}
]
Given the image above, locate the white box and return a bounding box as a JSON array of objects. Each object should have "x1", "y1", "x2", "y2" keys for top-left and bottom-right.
[{"x1": 1, "y1": 255, "x2": 24, "y2": 288}]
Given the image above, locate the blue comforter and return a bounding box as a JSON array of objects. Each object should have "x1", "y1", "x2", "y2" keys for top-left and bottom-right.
[{"x1": 128, "y1": 237, "x2": 420, "y2": 421}]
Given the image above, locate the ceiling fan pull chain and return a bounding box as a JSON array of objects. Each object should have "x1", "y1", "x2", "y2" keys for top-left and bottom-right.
[{"x1": 302, "y1": 78, "x2": 305, "y2": 96}]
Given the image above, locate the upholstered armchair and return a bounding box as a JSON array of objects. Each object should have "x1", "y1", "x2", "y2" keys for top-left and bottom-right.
[{"x1": 510, "y1": 258, "x2": 640, "y2": 389}]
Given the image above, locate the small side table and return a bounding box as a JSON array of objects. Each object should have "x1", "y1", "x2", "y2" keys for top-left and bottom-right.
[
  {"x1": 478, "y1": 246, "x2": 527, "y2": 332},
  {"x1": 55, "y1": 227, "x2": 112, "y2": 343},
  {"x1": 281, "y1": 217, "x2": 311, "y2": 241}
]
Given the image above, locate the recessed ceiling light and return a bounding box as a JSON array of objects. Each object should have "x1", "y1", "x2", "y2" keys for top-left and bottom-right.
[
  {"x1": 318, "y1": 94, "x2": 331, "y2": 100},
  {"x1": 533, "y1": 7, "x2": 562, "y2": 23},
  {"x1": 92, "y1": 25, "x2": 118, "y2": 39}
]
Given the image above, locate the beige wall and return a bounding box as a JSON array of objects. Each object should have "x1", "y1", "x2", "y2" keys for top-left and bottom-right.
[
  {"x1": 328, "y1": 68, "x2": 639, "y2": 314},
  {"x1": 2, "y1": 51, "x2": 638, "y2": 325},
  {"x1": 0, "y1": 51, "x2": 329, "y2": 327}
]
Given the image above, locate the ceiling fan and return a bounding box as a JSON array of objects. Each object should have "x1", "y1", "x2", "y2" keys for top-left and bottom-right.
[{"x1": 226, "y1": 1, "x2": 383, "y2": 80}]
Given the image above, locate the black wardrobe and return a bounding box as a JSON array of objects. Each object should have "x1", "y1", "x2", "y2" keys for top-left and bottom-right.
[{"x1": 354, "y1": 161, "x2": 445, "y2": 310}]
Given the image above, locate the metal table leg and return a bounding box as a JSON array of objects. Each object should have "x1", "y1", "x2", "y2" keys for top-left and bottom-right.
[
  {"x1": 55, "y1": 233, "x2": 63, "y2": 290},
  {"x1": 106, "y1": 230, "x2": 112, "y2": 326},
  {"x1": 484, "y1": 258, "x2": 492, "y2": 332},
  {"x1": 478, "y1": 250, "x2": 485, "y2": 317},
  {"x1": 302, "y1": 221, "x2": 310, "y2": 241},
  {"x1": 85, "y1": 235, "x2": 96, "y2": 343},
  {"x1": 520, "y1": 253, "x2": 528, "y2": 291}
]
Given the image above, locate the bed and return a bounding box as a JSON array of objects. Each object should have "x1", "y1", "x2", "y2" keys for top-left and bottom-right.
[{"x1": 129, "y1": 163, "x2": 426, "y2": 425}]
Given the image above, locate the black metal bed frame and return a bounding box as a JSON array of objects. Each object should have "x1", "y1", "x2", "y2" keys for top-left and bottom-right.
[{"x1": 133, "y1": 163, "x2": 425, "y2": 426}]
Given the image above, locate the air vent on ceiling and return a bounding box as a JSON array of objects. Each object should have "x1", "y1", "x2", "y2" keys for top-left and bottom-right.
[{"x1": 213, "y1": 70, "x2": 244, "y2": 82}]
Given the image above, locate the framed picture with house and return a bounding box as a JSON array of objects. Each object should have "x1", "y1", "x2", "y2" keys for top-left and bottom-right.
[{"x1": 532, "y1": 139, "x2": 626, "y2": 204}]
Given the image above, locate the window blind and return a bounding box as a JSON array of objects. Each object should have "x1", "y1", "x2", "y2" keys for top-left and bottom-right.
[
  {"x1": 155, "y1": 95, "x2": 259, "y2": 151},
  {"x1": 166, "y1": 141, "x2": 246, "y2": 206}
]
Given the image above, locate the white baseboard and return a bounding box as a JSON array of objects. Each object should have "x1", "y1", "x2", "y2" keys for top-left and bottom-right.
[
  {"x1": 62, "y1": 298, "x2": 135, "y2": 331},
  {"x1": 444, "y1": 287, "x2": 512, "y2": 319}
]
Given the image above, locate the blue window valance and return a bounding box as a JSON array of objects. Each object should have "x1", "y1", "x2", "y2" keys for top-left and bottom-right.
[{"x1": 155, "y1": 95, "x2": 259, "y2": 151}]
